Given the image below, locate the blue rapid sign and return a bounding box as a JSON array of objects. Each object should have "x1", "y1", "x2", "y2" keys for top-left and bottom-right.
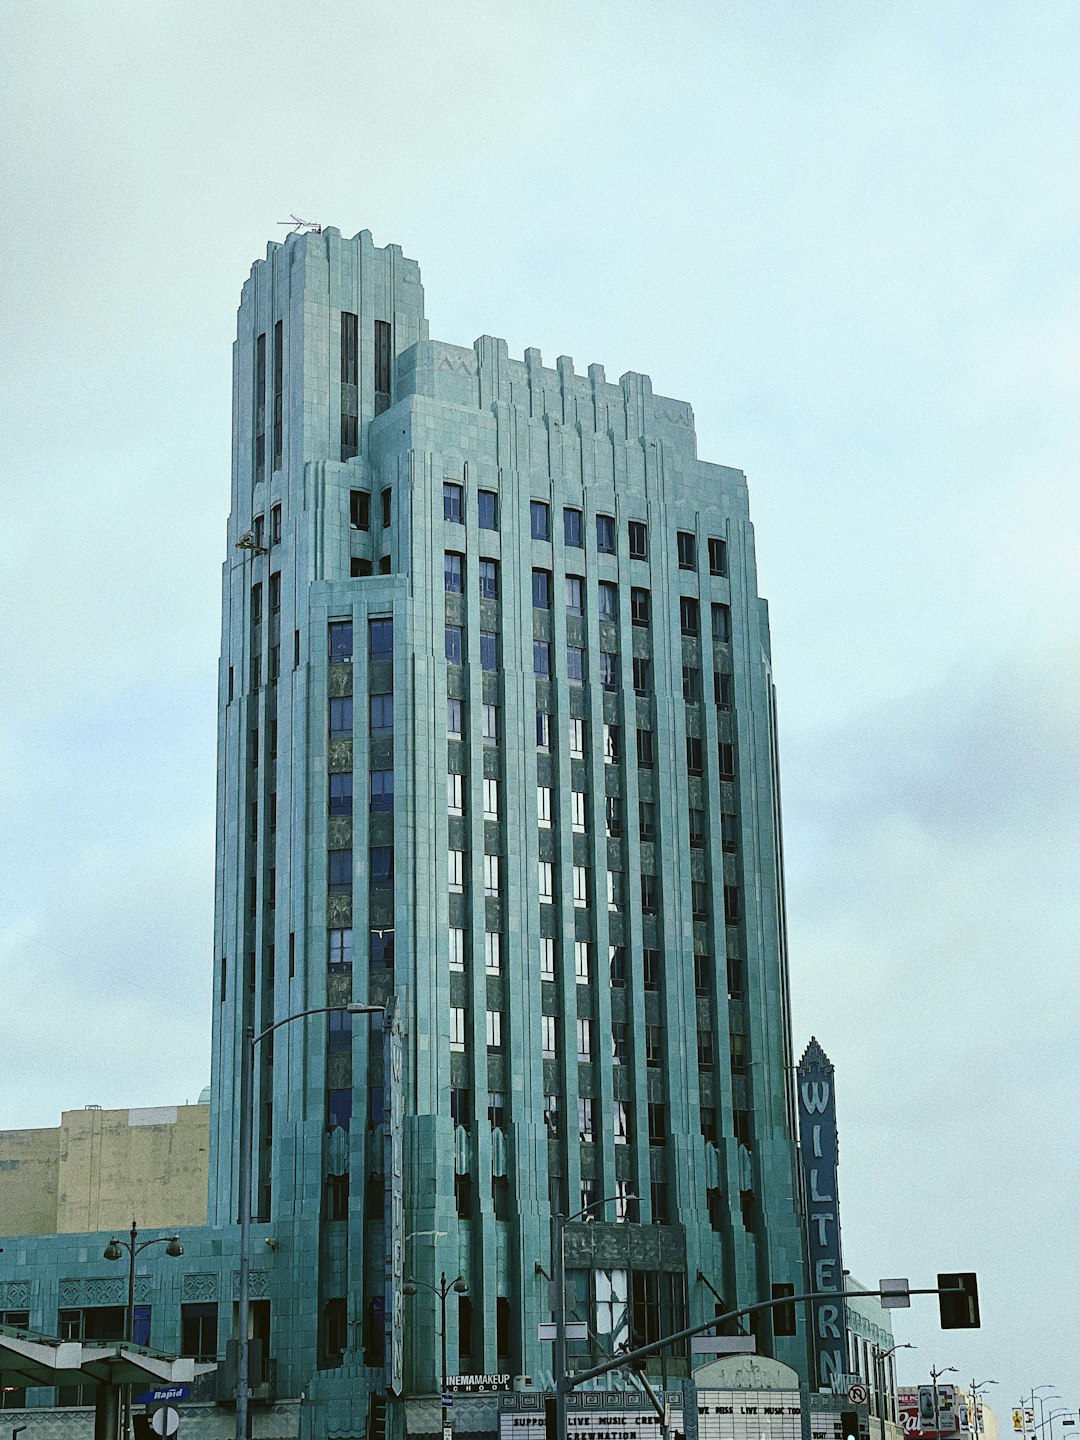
[
  {"x1": 796, "y1": 1037, "x2": 848, "y2": 1389},
  {"x1": 135, "y1": 1386, "x2": 190, "y2": 1404}
]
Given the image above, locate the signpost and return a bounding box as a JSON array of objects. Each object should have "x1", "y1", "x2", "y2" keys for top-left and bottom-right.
[{"x1": 149, "y1": 1408, "x2": 180, "y2": 1437}]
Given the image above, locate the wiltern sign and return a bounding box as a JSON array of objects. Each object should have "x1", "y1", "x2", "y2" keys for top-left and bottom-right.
[{"x1": 796, "y1": 1037, "x2": 848, "y2": 1389}]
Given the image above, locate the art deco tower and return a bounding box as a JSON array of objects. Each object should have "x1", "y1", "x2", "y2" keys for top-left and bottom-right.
[{"x1": 208, "y1": 225, "x2": 808, "y2": 1425}]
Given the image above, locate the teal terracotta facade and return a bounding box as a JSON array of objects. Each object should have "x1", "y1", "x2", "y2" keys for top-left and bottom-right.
[{"x1": 0, "y1": 226, "x2": 812, "y2": 1437}]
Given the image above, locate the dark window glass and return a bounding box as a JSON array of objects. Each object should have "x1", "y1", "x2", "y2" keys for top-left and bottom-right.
[
  {"x1": 254, "y1": 332, "x2": 266, "y2": 479},
  {"x1": 328, "y1": 698, "x2": 351, "y2": 742},
  {"x1": 632, "y1": 657, "x2": 651, "y2": 695},
  {"x1": 180, "y1": 1303, "x2": 218, "y2": 1363},
  {"x1": 645, "y1": 1025, "x2": 663, "y2": 1067},
  {"x1": 328, "y1": 621, "x2": 353, "y2": 662},
  {"x1": 443, "y1": 483, "x2": 464, "y2": 522},
  {"x1": 340, "y1": 312, "x2": 358, "y2": 386},
  {"x1": 599, "y1": 652, "x2": 617, "y2": 692},
  {"x1": 708, "y1": 536, "x2": 728, "y2": 576},
  {"x1": 350, "y1": 490, "x2": 370, "y2": 530},
  {"x1": 677, "y1": 530, "x2": 696, "y2": 569},
  {"x1": 610, "y1": 945, "x2": 627, "y2": 986},
  {"x1": 641, "y1": 874, "x2": 658, "y2": 914},
  {"x1": 727, "y1": 952, "x2": 744, "y2": 999},
  {"x1": 565, "y1": 576, "x2": 584, "y2": 615},
  {"x1": 605, "y1": 795, "x2": 622, "y2": 837},
  {"x1": 639, "y1": 801, "x2": 655, "y2": 841},
  {"x1": 724, "y1": 885, "x2": 740, "y2": 923},
  {"x1": 566, "y1": 646, "x2": 585, "y2": 684},
  {"x1": 532, "y1": 568, "x2": 551, "y2": 608},
  {"x1": 444, "y1": 551, "x2": 464, "y2": 593},
  {"x1": 721, "y1": 812, "x2": 738, "y2": 852},
  {"x1": 329, "y1": 773, "x2": 353, "y2": 815},
  {"x1": 643, "y1": 949, "x2": 661, "y2": 991},
  {"x1": 270, "y1": 503, "x2": 282, "y2": 546},
  {"x1": 596, "y1": 514, "x2": 616, "y2": 552},
  {"x1": 445, "y1": 625, "x2": 464, "y2": 665},
  {"x1": 328, "y1": 929, "x2": 352, "y2": 973},
  {"x1": 694, "y1": 952, "x2": 711, "y2": 996},
  {"x1": 272, "y1": 320, "x2": 283, "y2": 471},
  {"x1": 478, "y1": 490, "x2": 499, "y2": 530},
  {"x1": 686, "y1": 736, "x2": 704, "y2": 775},
  {"x1": 636, "y1": 728, "x2": 654, "y2": 768},
  {"x1": 715, "y1": 671, "x2": 733, "y2": 708},
  {"x1": 370, "y1": 694, "x2": 393, "y2": 734},
  {"x1": 648, "y1": 1101, "x2": 667, "y2": 1145},
  {"x1": 370, "y1": 770, "x2": 394, "y2": 813},
  {"x1": 478, "y1": 559, "x2": 499, "y2": 599},
  {"x1": 328, "y1": 849, "x2": 352, "y2": 890},
  {"x1": 327, "y1": 1088, "x2": 352, "y2": 1132},
  {"x1": 369, "y1": 617, "x2": 393, "y2": 656},
  {"x1": 630, "y1": 587, "x2": 650, "y2": 626},
  {"x1": 697, "y1": 1028, "x2": 714, "y2": 1068},
  {"x1": 370, "y1": 846, "x2": 394, "y2": 886},
  {"x1": 597, "y1": 582, "x2": 618, "y2": 621},
  {"x1": 628, "y1": 520, "x2": 648, "y2": 560},
  {"x1": 680, "y1": 596, "x2": 699, "y2": 636},
  {"x1": 536, "y1": 709, "x2": 551, "y2": 748},
  {"x1": 374, "y1": 318, "x2": 392, "y2": 399},
  {"x1": 530, "y1": 500, "x2": 550, "y2": 540},
  {"x1": 480, "y1": 631, "x2": 498, "y2": 671},
  {"x1": 718, "y1": 742, "x2": 736, "y2": 779},
  {"x1": 533, "y1": 641, "x2": 551, "y2": 678},
  {"x1": 451, "y1": 1087, "x2": 471, "y2": 1131},
  {"x1": 329, "y1": 1009, "x2": 353, "y2": 1053},
  {"x1": 370, "y1": 927, "x2": 394, "y2": 970},
  {"x1": 351, "y1": 558, "x2": 372, "y2": 578},
  {"x1": 712, "y1": 603, "x2": 731, "y2": 643},
  {"x1": 689, "y1": 808, "x2": 706, "y2": 848},
  {"x1": 380, "y1": 490, "x2": 392, "y2": 530},
  {"x1": 563, "y1": 507, "x2": 583, "y2": 547},
  {"x1": 693, "y1": 881, "x2": 710, "y2": 920},
  {"x1": 683, "y1": 666, "x2": 701, "y2": 703}
]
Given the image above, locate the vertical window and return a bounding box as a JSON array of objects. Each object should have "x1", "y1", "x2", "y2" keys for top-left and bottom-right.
[
  {"x1": 603, "y1": 724, "x2": 620, "y2": 763},
  {"x1": 328, "y1": 1009, "x2": 353, "y2": 1053},
  {"x1": 563, "y1": 507, "x2": 583, "y2": 547},
  {"x1": 712, "y1": 603, "x2": 731, "y2": 643},
  {"x1": 484, "y1": 853, "x2": 501, "y2": 897},
  {"x1": 689, "y1": 808, "x2": 706, "y2": 849},
  {"x1": 533, "y1": 641, "x2": 551, "y2": 678},
  {"x1": 374, "y1": 318, "x2": 392, "y2": 407},
  {"x1": 482, "y1": 703, "x2": 499, "y2": 745},
  {"x1": 480, "y1": 630, "x2": 498, "y2": 670},
  {"x1": 444, "y1": 551, "x2": 464, "y2": 593},
  {"x1": 329, "y1": 696, "x2": 353, "y2": 735},
  {"x1": 369, "y1": 617, "x2": 393, "y2": 656},
  {"x1": 708, "y1": 536, "x2": 728, "y2": 576},
  {"x1": 721, "y1": 812, "x2": 739, "y2": 853},
  {"x1": 370, "y1": 845, "x2": 393, "y2": 886},
  {"x1": 566, "y1": 646, "x2": 585, "y2": 684},
  {"x1": 571, "y1": 791, "x2": 587, "y2": 833},
  {"x1": 486, "y1": 1010, "x2": 504, "y2": 1052},
  {"x1": 613, "y1": 1100, "x2": 629, "y2": 1145},
  {"x1": 542, "y1": 1015, "x2": 557, "y2": 1058},
  {"x1": 628, "y1": 520, "x2": 648, "y2": 560},
  {"x1": 599, "y1": 651, "x2": 617, "y2": 692},
  {"x1": 381, "y1": 488, "x2": 392, "y2": 528},
  {"x1": 683, "y1": 666, "x2": 701, "y2": 703},
  {"x1": 328, "y1": 849, "x2": 352, "y2": 890},
  {"x1": 272, "y1": 320, "x2": 283, "y2": 470},
  {"x1": 478, "y1": 559, "x2": 499, "y2": 599},
  {"x1": 449, "y1": 927, "x2": 466, "y2": 972},
  {"x1": 443, "y1": 483, "x2": 464, "y2": 522},
  {"x1": 686, "y1": 736, "x2": 704, "y2": 774},
  {"x1": 328, "y1": 928, "x2": 353, "y2": 973},
  {"x1": 370, "y1": 771, "x2": 394, "y2": 813},
  {"x1": 451, "y1": 1087, "x2": 471, "y2": 1129},
  {"x1": 692, "y1": 881, "x2": 709, "y2": 919},
  {"x1": 485, "y1": 931, "x2": 502, "y2": 975},
  {"x1": 569, "y1": 716, "x2": 585, "y2": 758},
  {"x1": 536, "y1": 710, "x2": 552, "y2": 750},
  {"x1": 371, "y1": 928, "x2": 394, "y2": 970},
  {"x1": 718, "y1": 742, "x2": 736, "y2": 778},
  {"x1": 730, "y1": 1032, "x2": 747, "y2": 1074},
  {"x1": 576, "y1": 1016, "x2": 592, "y2": 1060},
  {"x1": 328, "y1": 621, "x2": 353, "y2": 662},
  {"x1": 450, "y1": 1007, "x2": 466, "y2": 1052},
  {"x1": 596, "y1": 514, "x2": 616, "y2": 553},
  {"x1": 329, "y1": 773, "x2": 353, "y2": 815},
  {"x1": 255, "y1": 332, "x2": 266, "y2": 479},
  {"x1": 370, "y1": 694, "x2": 393, "y2": 734},
  {"x1": 641, "y1": 874, "x2": 658, "y2": 914},
  {"x1": 448, "y1": 849, "x2": 465, "y2": 893},
  {"x1": 643, "y1": 949, "x2": 661, "y2": 991},
  {"x1": 350, "y1": 490, "x2": 370, "y2": 530},
  {"x1": 605, "y1": 796, "x2": 622, "y2": 838},
  {"x1": 574, "y1": 940, "x2": 590, "y2": 984},
  {"x1": 447, "y1": 773, "x2": 465, "y2": 816},
  {"x1": 677, "y1": 531, "x2": 696, "y2": 570},
  {"x1": 597, "y1": 581, "x2": 618, "y2": 621},
  {"x1": 445, "y1": 625, "x2": 464, "y2": 664},
  {"x1": 477, "y1": 490, "x2": 499, "y2": 531},
  {"x1": 531, "y1": 500, "x2": 551, "y2": 540},
  {"x1": 488, "y1": 1091, "x2": 507, "y2": 1129},
  {"x1": 483, "y1": 778, "x2": 499, "y2": 820},
  {"x1": 270, "y1": 503, "x2": 282, "y2": 546},
  {"x1": 630, "y1": 587, "x2": 650, "y2": 627},
  {"x1": 339, "y1": 313, "x2": 358, "y2": 461},
  {"x1": 540, "y1": 936, "x2": 555, "y2": 980},
  {"x1": 632, "y1": 657, "x2": 651, "y2": 695},
  {"x1": 447, "y1": 697, "x2": 464, "y2": 738},
  {"x1": 572, "y1": 864, "x2": 589, "y2": 908},
  {"x1": 538, "y1": 860, "x2": 554, "y2": 900},
  {"x1": 532, "y1": 568, "x2": 552, "y2": 608},
  {"x1": 715, "y1": 670, "x2": 733, "y2": 709},
  {"x1": 607, "y1": 870, "x2": 622, "y2": 911},
  {"x1": 680, "y1": 596, "x2": 699, "y2": 636},
  {"x1": 578, "y1": 1096, "x2": 595, "y2": 1140},
  {"x1": 565, "y1": 576, "x2": 584, "y2": 615}
]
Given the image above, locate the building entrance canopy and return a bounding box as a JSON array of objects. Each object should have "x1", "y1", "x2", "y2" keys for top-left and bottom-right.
[{"x1": 0, "y1": 1321, "x2": 213, "y2": 1389}]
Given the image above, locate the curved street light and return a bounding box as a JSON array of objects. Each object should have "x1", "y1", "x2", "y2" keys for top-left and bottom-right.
[
  {"x1": 402, "y1": 1272, "x2": 469, "y2": 1435},
  {"x1": 104, "y1": 1222, "x2": 184, "y2": 1440}
]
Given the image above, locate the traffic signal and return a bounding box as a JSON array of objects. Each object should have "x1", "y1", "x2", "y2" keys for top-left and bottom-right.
[
  {"x1": 841, "y1": 1409, "x2": 860, "y2": 1440},
  {"x1": 937, "y1": 1272, "x2": 980, "y2": 1329}
]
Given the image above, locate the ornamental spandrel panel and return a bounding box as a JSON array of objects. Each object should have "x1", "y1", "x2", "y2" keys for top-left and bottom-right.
[
  {"x1": 369, "y1": 736, "x2": 393, "y2": 769},
  {"x1": 602, "y1": 690, "x2": 620, "y2": 723},
  {"x1": 482, "y1": 749, "x2": 500, "y2": 779},
  {"x1": 486, "y1": 1056, "x2": 506, "y2": 1091},
  {"x1": 231, "y1": 1269, "x2": 270, "y2": 1300},
  {"x1": 569, "y1": 687, "x2": 587, "y2": 718},
  {"x1": 685, "y1": 707, "x2": 703, "y2": 737},
  {"x1": 658, "y1": 1225, "x2": 687, "y2": 1271},
  {"x1": 182, "y1": 1272, "x2": 219, "y2": 1303},
  {"x1": 447, "y1": 666, "x2": 466, "y2": 699},
  {"x1": 369, "y1": 890, "x2": 394, "y2": 928},
  {"x1": 368, "y1": 660, "x2": 393, "y2": 692},
  {"x1": 326, "y1": 893, "x2": 352, "y2": 927},
  {"x1": 533, "y1": 610, "x2": 552, "y2": 642},
  {"x1": 632, "y1": 628, "x2": 652, "y2": 659},
  {"x1": 573, "y1": 908, "x2": 592, "y2": 941},
  {"x1": 327, "y1": 738, "x2": 353, "y2": 773},
  {"x1": 368, "y1": 970, "x2": 393, "y2": 1006},
  {"x1": 327, "y1": 971, "x2": 352, "y2": 1006},
  {"x1": 326, "y1": 1054, "x2": 351, "y2": 1089},
  {"x1": 328, "y1": 663, "x2": 353, "y2": 697},
  {"x1": 328, "y1": 816, "x2": 351, "y2": 849},
  {"x1": 444, "y1": 595, "x2": 466, "y2": 626},
  {"x1": 450, "y1": 1052, "x2": 469, "y2": 1087},
  {"x1": 579, "y1": 1146, "x2": 597, "y2": 1179}
]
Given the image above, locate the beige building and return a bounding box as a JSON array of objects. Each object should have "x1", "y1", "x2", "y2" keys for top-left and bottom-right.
[{"x1": 0, "y1": 1100, "x2": 209, "y2": 1235}]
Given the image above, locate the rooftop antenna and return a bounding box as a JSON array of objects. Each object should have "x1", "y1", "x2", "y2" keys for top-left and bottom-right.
[{"x1": 279, "y1": 214, "x2": 322, "y2": 235}]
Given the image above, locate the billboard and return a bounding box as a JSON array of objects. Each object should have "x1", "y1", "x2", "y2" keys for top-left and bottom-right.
[
  {"x1": 796, "y1": 1038, "x2": 847, "y2": 1389},
  {"x1": 899, "y1": 1387, "x2": 968, "y2": 1438}
]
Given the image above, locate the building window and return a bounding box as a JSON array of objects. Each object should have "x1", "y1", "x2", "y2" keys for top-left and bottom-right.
[
  {"x1": 571, "y1": 790, "x2": 587, "y2": 833},
  {"x1": 603, "y1": 723, "x2": 621, "y2": 764},
  {"x1": 628, "y1": 520, "x2": 648, "y2": 560},
  {"x1": 484, "y1": 853, "x2": 501, "y2": 897},
  {"x1": 727, "y1": 952, "x2": 744, "y2": 999},
  {"x1": 370, "y1": 770, "x2": 394, "y2": 813},
  {"x1": 643, "y1": 949, "x2": 661, "y2": 991},
  {"x1": 572, "y1": 864, "x2": 589, "y2": 908},
  {"x1": 719, "y1": 742, "x2": 736, "y2": 779},
  {"x1": 578, "y1": 1096, "x2": 595, "y2": 1141},
  {"x1": 697, "y1": 1027, "x2": 715, "y2": 1068},
  {"x1": 447, "y1": 697, "x2": 464, "y2": 738},
  {"x1": 574, "y1": 940, "x2": 590, "y2": 984},
  {"x1": 444, "y1": 551, "x2": 464, "y2": 593},
  {"x1": 330, "y1": 696, "x2": 353, "y2": 734},
  {"x1": 715, "y1": 670, "x2": 733, "y2": 709},
  {"x1": 724, "y1": 884, "x2": 741, "y2": 923},
  {"x1": 486, "y1": 1009, "x2": 504, "y2": 1052},
  {"x1": 532, "y1": 568, "x2": 552, "y2": 608},
  {"x1": 686, "y1": 736, "x2": 704, "y2": 775},
  {"x1": 531, "y1": 500, "x2": 550, "y2": 540},
  {"x1": 641, "y1": 874, "x2": 658, "y2": 914},
  {"x1": 370, "y1": 693, "x2": 393, "y2": 734},
  {"x1": 536, "y1": 709, "x2": 552, "y2": 750},
  {"x1": 569, "y1": 716, "x2": 585, "y2": 758},
  {"x1": 639, "y1": 800, "x2": 656, "y2": 841},
  {"x1": 327, "y1": 1088, "x2": 352, "y2": 1132},
  {"x1": 712, "y1": 603, "x2": 731, "y2": 643},
  {"x1": 677, "y1": 530, "x2": 696, "y2": 570},
  {"x1": 599, "y1": 651, "x2": 617, "y2": 692},
  {"x1": 680, "y1": 596, "x2": 699, "y2": 636},
  {"x1": 328, "y1": 849, "x2": 352, "y2": 891},
  {"x1": 328, "y1": 1009, "x2": 353, "y2": 1053},
  {"x1": 329, "y1": 773, "x2": 353, "y2": 815},
  {"x1": 632, "y1": 657, "x2": 651, "y2": 696},
  {"x1": 692, "y1": 881, "x2": 710, "y2": 920},
  {"x1": 533, "y1": 641, "x2": 551, "y2": 677},
  {"x1": 721, "y1": 812, "x2": 738, "y2": 853},
  {"x1": 708, "y1": 536, "x2": 728, "y2": 576},
  {"x1": 596, "y1": 514, "x2": 616, "y2": 553},
  {"x1": 567, "y1": 646, "x2": 585, "y2": 684},
  {"x1": 485, "y1": 930, "x2": 502, "y2": 975},
  {"x1": 254, "y1": 332, "x2": 267, "y2": 478},
  {"x1": 371, "y1": 927, "x2": 394, "y2": 970},
  {"x1": 565, "y1": 575, "x2": 584, "y2": 616},
  {"x1": 540, "y1": 936, "x2": 555, "y2": 980},
  {"x1": 630, "y1": 587, "x2": 650, "y2": 627},
  {"x1": 451, "y1": 1086, "x2": 471, "y2": 1129},
  {"x1": 270, "y1": 503, "x2": 282, "y2": 546},
  {"x1": 607, "y1": 869, "x2": 622, "y2": 912},
  {"x1": 648, "y1": 1101, "x2": 667, "y2": 1146},
  {"x1": 369, "y1": 617, "x2": 393, "y2": 657},
  {"x1": 576, "y1": 1017, "x2": 592, "y2": 1060},
  {"x1": 542, "y1": 1014, "x2": 557, "y2": 1058},
  {"x1": 483, "y1": 778, "x2": 499, "y2": 820},
  {"x1": 637, "y1": 728, "x2": 654, "y2": 768},
  {"x1": 564, "y1": 507, "x2": 583, "y2": 547},
  {"x1": 328, "y1": 928, "x2": 352, "y2": 974},
  {"x1": 488, "y1": 1090, "x2": 507, "y2": 1129},
  {"x1": 328, "y1": 621, "x2": 353, "y2": 662},
  {"x1": 447, "y1": 772, "x2": 465, "y2": 816},
  {"x1": 445, "y1": 625, "x2": 464, "y2": 665},
  {"x1": 730, "y1": 1032, "x2": 747, "y2": 1074},
  {"x1": 611, "y1": 1021, "x2": 629, "y2": 1066},
  {"x1": 689, "y1": 808, "x2": 706, "y2": 849},
  {"x1": 538, "y1": 860, "x2": 554, "y2": 901},
  {"x1": 374, "y1": 318, "x2": 392, "y2": 405},
  {"x1": 450, "y1": 1007, "x2": 466, "y2": 1052},
  {"x1": 478, "y1": 558, "x2": 499, "y2": 600},
  {"x1": 370, "y1": 845, "x2": 393, "y2": 886},
  {"x1": 613, "y1": 1100, "x2": 629, "y2": 1145},
  {"x1": 180, "y1": 1303, "x2": 218, "y2": 1364},
  {"x1": 480, "y1": 630, "x2": 499, "y2": 671},
  {"x1": 476, "y1": 704, "x2": 496, "y2": 747},
  {"x1": 351, "y1": 490, "x2": 370, "y2": 530},
  {"x1": 443, "y1": 482, "x2": 464, "y2": 522},
  {"x1": 449, "y1": 849, "x2": 465, "y2": 893},
  {"x1": 449, "y1": 926, "x2": 466, "y2": 972},
  {"x1": 380, "y1": 488, "x2": 392, "y2": 529},
  {"x1": 683, "y1": 665, "x2": 701, "y2": 703},
  {"x1": 478, "y1": 490, "x2": 499, "y2": 530},
  {"x1": 609, "y1": 945, "x2": 627, "y2": 987},
  {"x1": 597, "y1": 581, "x2": 618, "y2": 621}
]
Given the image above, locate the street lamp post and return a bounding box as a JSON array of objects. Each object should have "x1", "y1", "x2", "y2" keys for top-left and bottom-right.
[
  {"x1": 403, "y1": 1271, "x2": 468, "y2": 1438},
  {"x1": 103, "y1": 1221, "x2": 183, "y2": 1440},
  {"x1": 235, "y1": 1002, "x2": 387, "y2": 1440},
  {"x1": 552, "y1": 1191, "x2": 635, "y2": 1440},
  {"x1": 875, "y1": 1342, "x2": 914, "y2": 1424},
  {"x1": 929, "y1": 1365, "x2": 957, "y2": 1438},
  {"x1": 968, "y1": 1379, "x2": 997, "y2": 1437}
]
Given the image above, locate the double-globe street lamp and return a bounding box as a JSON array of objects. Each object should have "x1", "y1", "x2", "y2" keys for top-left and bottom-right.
[
  {"x1": 403, "y1": 1271, "x2": 468, "y2": 1439},
  {"x1": 104, "y1": 1221, "x2": 184, "y2": 1440},
  {"x1": 235, "y1": 1002, "x2": 388, "y2": 1440}
]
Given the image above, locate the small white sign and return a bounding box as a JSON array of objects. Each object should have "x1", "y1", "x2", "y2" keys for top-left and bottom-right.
[
  {"x1": 848, "y1": 1385, "x2": 869, "y2": 1405},
  {"x1": 150, "y1": 1408, "x2": 179, "y2": 1437},
  {"x1": 537, "y1": 1321, "x2": 588, "y2": 1341},
  {"x1": 879, "y1": 1278, "x2": 911, "y2": 1309}
]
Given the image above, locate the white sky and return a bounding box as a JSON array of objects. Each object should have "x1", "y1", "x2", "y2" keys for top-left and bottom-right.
[{"x1": 2, "y1": 0, "x2": 1077, "y2": 1416}]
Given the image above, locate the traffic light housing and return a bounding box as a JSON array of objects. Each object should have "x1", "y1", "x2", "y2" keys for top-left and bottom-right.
[
  {"x1": 841, "y1": 1409, "x2": 860, "y2": 1440},
  {"x1": 937, "y1": 1272, "x2": 980, "y2": 1329}
]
